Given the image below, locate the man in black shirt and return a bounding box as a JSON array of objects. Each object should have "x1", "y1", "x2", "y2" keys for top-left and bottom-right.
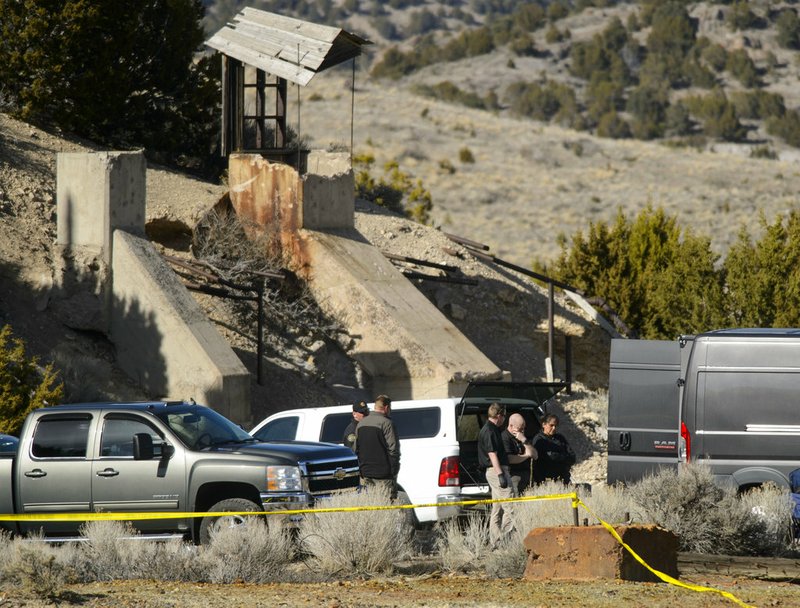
[
  {"x1": 501, "y1": 413, "x2": 537, "y2": 495},
  {"x1": 478, "y1": 402, "x2": 515, "y2": 546}
]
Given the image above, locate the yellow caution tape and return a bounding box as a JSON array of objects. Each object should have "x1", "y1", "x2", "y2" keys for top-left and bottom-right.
[
  {"x1": 0, "y1": 492, "x2": 576, "y2": 521},
  {"x1": 0, "y1": 491, "x2": 754, "y2": 607}
]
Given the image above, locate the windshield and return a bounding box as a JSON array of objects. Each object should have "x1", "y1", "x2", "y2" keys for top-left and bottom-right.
[{"x1": 154, "y1": 405, "x2": 254, "y2": 450}]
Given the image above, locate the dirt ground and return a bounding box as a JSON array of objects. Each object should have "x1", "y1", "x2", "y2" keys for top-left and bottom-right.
[{"x1": 2, "y1": 573, "x2": 796, "y2": 608}]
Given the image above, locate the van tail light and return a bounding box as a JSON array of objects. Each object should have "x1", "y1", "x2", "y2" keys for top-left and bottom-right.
[
  {"x1": 679, "y1": 421, "x2": 691, "y2": 462},
  {"x1": 438, "y1": 456, "x2": 460, "y2": 487}
]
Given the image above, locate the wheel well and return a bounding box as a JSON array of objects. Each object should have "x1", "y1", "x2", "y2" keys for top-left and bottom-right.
[
  {"x1": 732, "y1": 468, "x2": 790, "y2": 493},
  {"x1": 194, "y1": 482, "x2": 261, "y2": 512},
  {"x1": 192, "y1": 483, "x2": 261, "y2": 542}
]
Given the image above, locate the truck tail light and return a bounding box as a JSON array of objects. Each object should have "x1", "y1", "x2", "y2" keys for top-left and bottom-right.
[
  {"x1": 679, "y1": 421, "x2": 691, "y2": 462},
  {"x1": 438, "y1": 456, "x2": 460, "y2": 487}
]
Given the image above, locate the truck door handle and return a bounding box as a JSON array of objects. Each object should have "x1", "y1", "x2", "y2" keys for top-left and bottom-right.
[
  {"x1": 619, "y1": 432, "x2": 631, "y2": 452},
  {"x1": 24, "y1": 469, "x2": 47, "y2": 478},
  {"x1": 96, "y1": 468, "x2": 119, "y2": 477}
]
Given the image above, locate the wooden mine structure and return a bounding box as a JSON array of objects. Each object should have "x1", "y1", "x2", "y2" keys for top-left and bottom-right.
[{"x1": 205, "y1": 8, "x2": 371, "y2": 161}]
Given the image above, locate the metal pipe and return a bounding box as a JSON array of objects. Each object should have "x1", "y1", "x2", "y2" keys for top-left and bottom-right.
[
  {"x1": 444, "y1": 232, "x2": 490, "y2": 251},
  {"x1": 383, "y1": 251, "x2": 458, "y2": 273},
  {"x1": 257, "y1": 280, "x2": 264, "y2": 385},
  {"x1": 402, "y1": 271, "x2": 478, "y2": 286},
  {"x1": 565, "y1": 335, "x2": 573, "y2": 394},
  {"x1": 548, "y1": 282, "x2": 554, "y2": 368}
]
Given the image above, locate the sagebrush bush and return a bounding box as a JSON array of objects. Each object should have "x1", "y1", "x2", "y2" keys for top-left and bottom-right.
[
  {"x1": 459, "y1": 147, "x2": 475, "y2": 163},
  {"x1": 200, "y1": 518, "x2": 294, "y2": 583},
  {"x1": 74, "y1": 520, "x2": 153, "y2": 580},
  {"x1": 437, "y1": 512, "x2": 492, "y2": 573},
  {"x1": 735, "y1": 484, "x2": 794, "y2": 556},
  {"x1": 628, "y1": 463, "x2": 794, "y2": 555},
  {"x1": 577, "y1": 483, "x2": 633, "y2": 526},
  {"x1": 298, "y1": 488, "x2": 412, "y2": 575},
  {"x1": 515, "y1": 480, "x2": 587, "y2": 530},
  {"x1": 0, "y1": 533, "x2": 72, "y2": 599},
  {"x1": 64, "y1": 521, "x2": 203, "y2": 583}
]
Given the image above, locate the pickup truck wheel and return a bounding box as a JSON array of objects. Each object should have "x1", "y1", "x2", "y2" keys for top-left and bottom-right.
[{"x1": 199, "y1": 498, "x2": 261, "y2": 545}]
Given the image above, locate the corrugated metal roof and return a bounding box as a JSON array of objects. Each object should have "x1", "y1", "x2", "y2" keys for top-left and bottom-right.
[{"x1": 205, "y1": 8, "x2": 371, "y2": 87}]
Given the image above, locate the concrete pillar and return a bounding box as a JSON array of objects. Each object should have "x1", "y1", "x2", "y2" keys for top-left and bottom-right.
[{"x1": 53, "y1": 151, "x2": 146, "y2": 332}]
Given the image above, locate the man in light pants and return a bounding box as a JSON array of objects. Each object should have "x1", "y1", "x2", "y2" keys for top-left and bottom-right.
[{"x1": 478, "y1": 402, "x2": 516, "y2": 547}]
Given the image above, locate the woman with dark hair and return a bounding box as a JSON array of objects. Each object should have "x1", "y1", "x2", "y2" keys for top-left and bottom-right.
[{"x1": 532, "y1": 414, "x2": 575, "y2": 484}]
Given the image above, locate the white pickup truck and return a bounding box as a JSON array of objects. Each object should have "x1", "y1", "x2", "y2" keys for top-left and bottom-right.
[{"x1": 250, "y1": 381, "x2": 565, "y2": 525}]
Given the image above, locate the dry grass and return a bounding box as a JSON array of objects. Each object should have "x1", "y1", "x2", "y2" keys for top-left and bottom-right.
[
  {"x1": 437, "y1": 513, "x2": 492, "y2": 573},
  {"x1": 297, "y1": 488, "x2": 413, "y2": 576}
]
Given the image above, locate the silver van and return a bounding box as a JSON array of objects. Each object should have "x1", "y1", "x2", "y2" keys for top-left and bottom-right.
[{"x1": 609, "y1": 328, "x2": 800, "y2": 491}]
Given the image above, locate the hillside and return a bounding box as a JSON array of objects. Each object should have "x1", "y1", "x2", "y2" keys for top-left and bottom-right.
[
  {"x1": 0, "y1": 111, "x2": 609, "y2": 484},
  {"x1": 202, "y1": 0, "x2": 800, "y2": 263}
]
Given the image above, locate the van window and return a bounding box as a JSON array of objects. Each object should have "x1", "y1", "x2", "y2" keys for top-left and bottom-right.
[
  {"x1": 704, "y1": 371, "x2": 799, "y2": 430},
  {"x1": 252, "y1": 416, "x2": 299, "y2": 441}
]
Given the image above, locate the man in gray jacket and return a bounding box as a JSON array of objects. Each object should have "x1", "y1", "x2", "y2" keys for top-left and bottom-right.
[{"x1": 354, "y1": 394, "x2": 400, "y2": 499}]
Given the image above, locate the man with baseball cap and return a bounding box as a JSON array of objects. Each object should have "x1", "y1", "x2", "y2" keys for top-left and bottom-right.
[{"x1": 342, "y1": 401, "x2": 369, "y2": 450}]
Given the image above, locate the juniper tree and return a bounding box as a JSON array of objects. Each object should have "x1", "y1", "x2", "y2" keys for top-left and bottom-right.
[{"x1": 0, "y1": 325, "x2": 63, "y2": 436}]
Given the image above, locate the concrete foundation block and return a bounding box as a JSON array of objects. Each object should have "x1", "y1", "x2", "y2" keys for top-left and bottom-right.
[{"x1": 523, "y1": 525, "x2": 679, "y2": 583}]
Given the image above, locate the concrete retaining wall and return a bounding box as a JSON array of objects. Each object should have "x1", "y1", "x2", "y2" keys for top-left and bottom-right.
[
  {"x1": 228, "y1": 152, "x2": 504, "y2": 399},
  {"x1": 55, "y1": 150, "x2": 251, "y2": 423},
  {"x1": 111, "y1": 231, "x2": 251, "y2": 423}
]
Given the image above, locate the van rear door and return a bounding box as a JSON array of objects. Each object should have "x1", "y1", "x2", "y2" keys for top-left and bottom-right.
[{"x1": 608, "y1": 339, "x2": 681, "y2": 484}]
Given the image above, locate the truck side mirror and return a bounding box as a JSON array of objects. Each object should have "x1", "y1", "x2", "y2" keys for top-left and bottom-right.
[
  {"x1": 133, "y1": 433, "x2": 154, "y2": 460},
  {"x1": 161, "y1": 443, "x2": 175, "y2": 459}
]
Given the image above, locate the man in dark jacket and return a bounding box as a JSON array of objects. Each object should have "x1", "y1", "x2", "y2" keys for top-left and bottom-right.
[
  {"x1": 354, "y1": 395, "x2": 400, "y2": 499},
  {"x1": 342, "y1": 401, "x2": 369, "y2": 450},
  {"x1": 532, "y1": 414, "x2": 576, "y2": 485}
]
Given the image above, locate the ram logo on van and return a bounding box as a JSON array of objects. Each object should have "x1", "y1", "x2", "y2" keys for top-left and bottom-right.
[{"x1": 653, "y1": 440, "x2": 676, "y2": 450}]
